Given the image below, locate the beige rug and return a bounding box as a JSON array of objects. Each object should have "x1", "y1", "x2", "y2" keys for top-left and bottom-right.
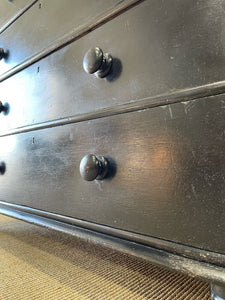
[{"x1": 0, "y1": 214, "x2": 210, "y2": 299}]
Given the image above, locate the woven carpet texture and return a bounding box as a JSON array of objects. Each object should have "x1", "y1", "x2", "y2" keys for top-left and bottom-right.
[{"x1": 0, "y1": 214, "x2": 210, "y2": 299}]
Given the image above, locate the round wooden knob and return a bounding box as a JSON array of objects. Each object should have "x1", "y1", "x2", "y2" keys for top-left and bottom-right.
[
  {"x1": 83, "y1": 47, "x2": 112, "y2": 78},
  {"x1": 80, "y1": 154, "x2": 109, "y2": 181},
  {"x1": 0, "y1": 101, "x2": 7, "y2": 114},
  {"x1": 0, "y1": 48, "x2": 7, "y2": 60}
]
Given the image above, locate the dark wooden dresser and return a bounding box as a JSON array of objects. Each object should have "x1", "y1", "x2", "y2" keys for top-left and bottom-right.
[{"x1": 0, "y1": 1, "x2": 225, "y2": 298}]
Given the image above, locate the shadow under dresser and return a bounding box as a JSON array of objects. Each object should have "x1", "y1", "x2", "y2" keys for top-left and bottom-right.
[{"x1": 0, "y1": 1, "x2": 225, "y2": 299}]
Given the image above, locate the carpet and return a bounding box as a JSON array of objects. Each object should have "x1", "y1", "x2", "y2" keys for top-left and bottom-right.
[{"x1": 0, "y1": 214, "x2": 210, "y2": 299}]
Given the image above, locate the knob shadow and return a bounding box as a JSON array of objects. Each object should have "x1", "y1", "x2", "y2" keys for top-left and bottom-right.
[
  {"x1": 106, "y1": 58, "x2": 122, "y2": 82},
  {"x1": 5, "y1": 50, "x2": 9, "y2": 59},
  {"x1": 105, "y1": 156, "x2": 117, "y2": 180},
  {"x1": 0, "y1": 162, "x2": 6, "y2": 175}
]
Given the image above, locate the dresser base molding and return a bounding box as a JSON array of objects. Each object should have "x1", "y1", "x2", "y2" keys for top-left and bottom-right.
[{"x1": 0, "y1": 201, "x2": 224, "y2": 285}]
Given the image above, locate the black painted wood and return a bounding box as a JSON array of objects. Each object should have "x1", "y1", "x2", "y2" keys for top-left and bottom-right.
[
  {"x1": 0, "y1": 0, "x2": 34, "y2": 32},
  {"x1": 0, "y1": 95, "x2": 225, "y2": 254},
  {"x1": 0, "y1": 0, "x2": 137, "y2": 76},
  {"x1": 1, "y1": 0, "x2": 225, "y2": 285},
  {"x1": 1, "y1": 0, "x2": 225, "y2": 133}
]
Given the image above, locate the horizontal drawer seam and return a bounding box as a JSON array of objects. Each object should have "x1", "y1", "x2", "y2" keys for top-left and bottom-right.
[
  {"x1": 1, "y1": 80, "x2": 225, "y2": 137},
  {"x1": 0, "y1": 0, "x2": 38, "y2": 35}
]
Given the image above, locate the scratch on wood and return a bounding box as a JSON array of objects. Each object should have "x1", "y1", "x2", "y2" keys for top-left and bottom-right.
[
  {"x1": 168, "y1": 105, "x2": 173, "y2": 119},
  {"x1": 95, "y1": 180, "x2": 103, "y2": 192}
]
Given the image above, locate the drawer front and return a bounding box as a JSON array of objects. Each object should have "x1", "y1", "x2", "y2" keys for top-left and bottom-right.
[
  {"x1": 0, "y1": 0, "x2": 133, "y2": 75},
  {"x1": 0, "y1": 0, "x2": 34, "y2": 30},
  {"x1": 0, "y1": 94, "x2": 225, "y2": 254},
  {"x1": 1, "y1": 0, "x2": 225, "y2": 132}
]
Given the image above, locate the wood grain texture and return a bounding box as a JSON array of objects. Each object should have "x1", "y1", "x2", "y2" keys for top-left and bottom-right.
[{"x1": 0, "y1": 94, "x2": 225, "y2": 254}]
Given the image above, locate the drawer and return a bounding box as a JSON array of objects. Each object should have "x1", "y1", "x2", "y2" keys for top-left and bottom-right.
[
  {"x1": 0, "y1": 94, "x2": 225, "y2": 254},
  {"x1": 1, "y1": 0, "x2": 225, "y2": 132},
  {"x1": 0, "y1": 0, "x2": 133, "y2": 75},
  {"x1": 0, "y1": 0, "x2": 34, "y2": 31}
]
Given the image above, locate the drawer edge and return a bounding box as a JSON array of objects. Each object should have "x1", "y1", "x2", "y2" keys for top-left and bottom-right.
[
  {"x1": 0, "y1": 0, "x2": 38, "y2": 35},
  {"x1": 1, "y1": 80, "x2": 225, "y2": 137},
  {"x1": 0, "y1": 0, "x2": 143, "y2": 82}
]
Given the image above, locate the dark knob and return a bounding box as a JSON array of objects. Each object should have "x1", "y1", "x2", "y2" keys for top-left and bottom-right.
[
  {"x1": 0, "y1": 162, "x2": 5, "y2": 175},
  {"x1": 80, "y1": 154, "x2": 109, "y2": 181},
  {"x1": 83, "y1": 47, "x2": 112, "y2": 78},
  {"x1": 0, "y1": 48, "x2": 7, "y2": 60},
  {"x1": 0, "y1": 101, "x2": 7, "y2": 114}
]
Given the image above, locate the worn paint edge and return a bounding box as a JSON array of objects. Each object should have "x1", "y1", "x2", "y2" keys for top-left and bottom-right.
[
  {"x1": 0, "y1": 200, "x2": 225, "y2": 284},
  {"x1": 0, "y1": 0, "x2": 144, "y2": 82},
  {"x1": 0, "y1": 0, "x2": 38, "y2": 35},
  {"x1": 1, "y1": 80, "x2": 225, "y2": 137}
]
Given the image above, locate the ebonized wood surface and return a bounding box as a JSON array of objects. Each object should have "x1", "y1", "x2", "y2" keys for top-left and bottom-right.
[
  {"x1": 1, "y1": 0, "x2": 225, "y2": 288},
  {"x1": 0, "y1": 0, "x2": 34, "y2": 32},
  {"x1": 1, "y1": 94, "x2": 225, "y2": 254},
  {"x1": 0, "y1": 0, "x2": 137, "y2": 76},
  {"x1": 1, "y1": 0, "x2": 225, "y2": 132}
]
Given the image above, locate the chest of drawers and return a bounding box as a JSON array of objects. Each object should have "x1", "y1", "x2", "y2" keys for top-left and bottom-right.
[{"x1": 0, "y1": 1, "x2": 225, "y2": 297}]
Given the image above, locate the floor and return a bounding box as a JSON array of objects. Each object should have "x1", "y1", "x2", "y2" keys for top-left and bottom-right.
[{"x1": 0, "y1": 214, "x2": 210, "y2": 299}]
